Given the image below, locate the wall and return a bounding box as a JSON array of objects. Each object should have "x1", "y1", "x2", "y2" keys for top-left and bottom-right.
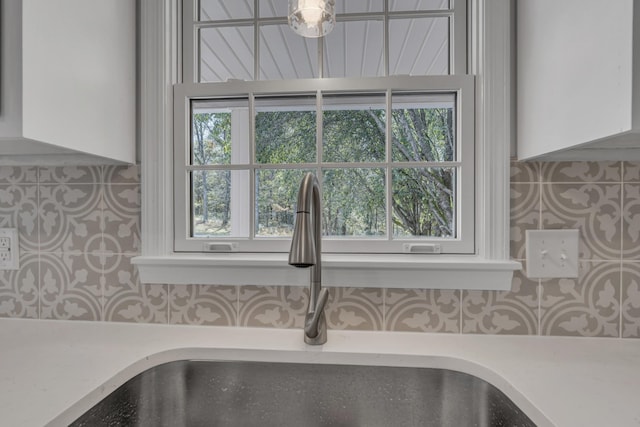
[{"x1": 1, "y1": 161, "x2": 639, "y2": 338}]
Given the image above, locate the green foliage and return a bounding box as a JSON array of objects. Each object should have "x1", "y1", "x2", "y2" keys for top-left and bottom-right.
[
  {"x1": 190, "y1": 101, "x2": 456, "y2": 239},
  {"x1": 323, "y1": 168, "x2": 385, "y2": 236},
  {"x1": 323, "y1": 109, "x2": 385, "y2": 162},
  {"x1": 255, "y1": 111, "x2": 316, "y2": 164},
  {"x1": 256, "y1": 169, "x2": 308, "y2": 236},
  {"x1": 389, "y1": 107, "x2": 455, "y2": 237},
  {"x1": 192, "y1": 112, "x2": 232, "y2": 235},
  {"x1": 392, "y1": 168, "x2": 454, "y2": 237},
  {"x1": 391, "y1": 107, "x2": 454, "y2": 162},
  {"x1": 192, "y1": 112, "x2": 231, "y2": 165}
]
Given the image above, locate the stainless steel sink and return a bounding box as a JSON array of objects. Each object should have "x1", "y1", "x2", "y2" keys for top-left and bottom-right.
[{"x1": 70, "y1": 360, "x2": 536, "y2": 427}]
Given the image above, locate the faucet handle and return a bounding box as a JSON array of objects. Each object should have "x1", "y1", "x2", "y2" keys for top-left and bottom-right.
[{"x1": 304, "y1": 288, "x2": 329, "y2": 340}]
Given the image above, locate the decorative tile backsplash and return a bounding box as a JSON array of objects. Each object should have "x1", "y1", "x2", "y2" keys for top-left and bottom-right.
[{"x1": 1, "y1": 161, "x2": 639, "y2": 338}]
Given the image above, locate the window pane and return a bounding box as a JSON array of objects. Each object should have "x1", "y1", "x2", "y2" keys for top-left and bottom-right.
[
  {"x1": 192, "y1": 99, "x2": 250, "y2": 166},
  {"x1": 389, "y1": 0, "x2": 450, "y2": 11},
  {"x1": 336, "y1": 0, "x2": 383, "y2": 13},
  {"x1": 259, "y1": 0, "x2": 288, "y2": 17},
  {"x1": 324, "y1": 20, "x2": 384, "y2": 78},
  {"x1": 255, "y1": 96, "x2": 317, "y2": 164},
  {"x1": 200, "y1": 26, "x2": 254, "y2": 82},
  {"x1": 392, "y1": 167, "x2": 455, "y2": 238},
  {"x1": 259, "y1": 24, "x2": 317, "y2": 80},
  {"x1": 391, "y1": 92, "x2": 455, "y2": 162},
  {"x1": 323, "y1": 94, "x2": 386, "y2": 163},
  {"x1": 389, "y1": 17, "x2": 449, "y2": 75},
  {"x1": 191, "y1": 170, "x2": 250, "y2": 238},
  {"x1": 260, "y1": 0, "x2": 384, "y2": 17},
  {"x1": 323, "y1": 168, "x2": 386, "y2": 237},
  {"x1": 256, "y1": 169, "x2": 311, "y2": 237},
  {"x1": 199, "y1": 0, "x2": 254, "y2": 20}
]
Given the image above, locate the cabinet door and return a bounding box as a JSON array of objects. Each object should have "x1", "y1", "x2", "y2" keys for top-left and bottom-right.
[{"x1": 517, "y1": 0, "x2": 635, "y2": 160}]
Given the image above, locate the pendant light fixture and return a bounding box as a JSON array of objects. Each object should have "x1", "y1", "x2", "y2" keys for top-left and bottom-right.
[{"x1": 288, "y1": 0, "x2": 336, "y2": 38}]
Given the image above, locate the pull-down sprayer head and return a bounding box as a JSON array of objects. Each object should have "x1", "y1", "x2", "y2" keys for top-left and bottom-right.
[
  {"x1": 288, "y1": 172, "x2": 320, "y2": 269},
  {"x1": 288, "y1": 211, "x2": 315, "y2": 268}
]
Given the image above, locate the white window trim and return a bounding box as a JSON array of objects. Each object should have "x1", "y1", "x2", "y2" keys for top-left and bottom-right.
[{"x1": 133, "y1": 0, "x2": 521, "y2": 290}]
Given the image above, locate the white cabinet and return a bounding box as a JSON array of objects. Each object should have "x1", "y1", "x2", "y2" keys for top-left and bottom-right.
[
  {"x1": 0, "y1": 0, "x2": 136, "y2": 165},
  {"x1": 517, "y1": 0, "x2": 640, "y2": 161}
]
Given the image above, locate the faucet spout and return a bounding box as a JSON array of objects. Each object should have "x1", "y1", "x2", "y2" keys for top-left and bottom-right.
[{"x1": 288, "y1": 172, "x2": 328, "y2": 345}]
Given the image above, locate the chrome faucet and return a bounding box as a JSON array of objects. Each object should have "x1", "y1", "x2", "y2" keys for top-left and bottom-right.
[{"x1": 288, "y1": 172, "x2": 329, "y2": 345}]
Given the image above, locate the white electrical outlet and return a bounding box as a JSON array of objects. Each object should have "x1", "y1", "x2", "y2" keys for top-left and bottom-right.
[
  {"x1": 0, "y1": 228, "x2": 19, "y2": 270},
  {"x1": 525, "y1": 229, "x2": 579, "y2": 279}
]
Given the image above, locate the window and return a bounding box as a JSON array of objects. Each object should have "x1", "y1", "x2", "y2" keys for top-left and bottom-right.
[
  {"x1": 175, "y1": 0, "x2": 474, "y2": 255},
  {"x1": 134, "y1": 0, "x2": 520, "y2": 290}
]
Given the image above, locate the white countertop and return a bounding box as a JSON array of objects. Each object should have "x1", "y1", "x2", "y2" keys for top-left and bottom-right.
[{"x1": 1, "y1": 318, "x2": 639, "y2": 427}]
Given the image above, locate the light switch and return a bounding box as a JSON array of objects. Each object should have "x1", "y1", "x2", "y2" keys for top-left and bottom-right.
[{"x1": 525, "y1": 230, "x2": 579, "y2": 279}]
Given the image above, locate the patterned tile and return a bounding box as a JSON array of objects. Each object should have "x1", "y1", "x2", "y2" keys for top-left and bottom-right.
[
  {"x1": 623, "y1": 162, "x2": 640, "y2": 182},
  {"x1": 169, "y1": 285, "x2": 237, "y2": 326},
  {"x1": 0, "y1": 185, "x2": 39, "y2": 252},
  {"x1": 103, "y1": 254, "x2": 168, "y2": 324},
  {"x1": 0, "y1": 253, "x2": 39, "y2": 319},
  {"x1": 324, "y1": 287, "x2": 383, "y2": 331},
  {"x1": 461, "y1": 267, "x2": 539, "y2": 335},
  {"x1": 541, "y1": 183, "x2": 622, "y2": 260},
  {"x1": 39, "y1": 166, "x2": 102, "y2": 184},
  {"x1": 0, "y1": 158, "x2": 637, "y2": 341},
  {"x1": 39, "y1": 252, "x2": 102, "y2": 321},
  {"x1": 39, "y1": 183, "x2": 102, "y2": 253},
  {"x1": 104, "y1": 165, "x2": 140, "y2": 184},
  {"x1": 540, "y1": 261, "x2": 620, "y2": 337},
  {"x1": 384, "y1": 289, "x2": 460, "y2": 333},
  {"x1": 510, "y1": 182, "x2": 539, "y2": 260},
  {"x1": 622, "y1": 183, "x2": 640, "y2": 259},
  {"x1": 0, "y1": 167, "x2": 37, "y2": 184},
  {"x1": 621, "y1": 263, "x2": 640, "y2": 338},
  {"x1": 238, "y1": 285, "x2": 307, "y2": 328},
  {"x1": 541, "y1": 161, "x2": 621, "y2": 183},
  {"x1": 510, "y1": 160, "x2": 539, "y2": 183},
  {"x1": 103, "y1": 184, "x2": 141, "y2": 254}
]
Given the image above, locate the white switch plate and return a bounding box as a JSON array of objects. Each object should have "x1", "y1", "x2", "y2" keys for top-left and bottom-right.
[
  {"x1": 525, "y1": 229, "x2": 579, "y2": 279},
  {"x1": 0, "y1": 228, "x2": 20, "y2": 270}
]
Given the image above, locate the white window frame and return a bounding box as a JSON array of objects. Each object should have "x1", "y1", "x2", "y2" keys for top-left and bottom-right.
[
  {"x1": 174, "y1": 76, "x2": 475, "y2": 254},
  {"x1": 133, "y1": 0, "x2": 521, "y2": 290}
]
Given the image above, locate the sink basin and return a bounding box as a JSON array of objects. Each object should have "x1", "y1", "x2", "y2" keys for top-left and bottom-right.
[{"x1": 69, "y1": 360, "x2": 535, "y2": 426}]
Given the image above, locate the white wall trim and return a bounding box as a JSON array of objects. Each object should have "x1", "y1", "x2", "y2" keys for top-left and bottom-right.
[
  {"x1": 472, "y1": 0, "x2": 512, "y2": 261},
  {"x1": 133, "y1": 254, "x2": 520, "y2": 290},
  {"x1": 139, "y1": 0, "x2": 177, "y2": 256}
]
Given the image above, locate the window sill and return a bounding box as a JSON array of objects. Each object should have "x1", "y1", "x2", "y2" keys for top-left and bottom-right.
[{"x1": 132, "y1": 254, "x2": 521, "y2": 290}]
